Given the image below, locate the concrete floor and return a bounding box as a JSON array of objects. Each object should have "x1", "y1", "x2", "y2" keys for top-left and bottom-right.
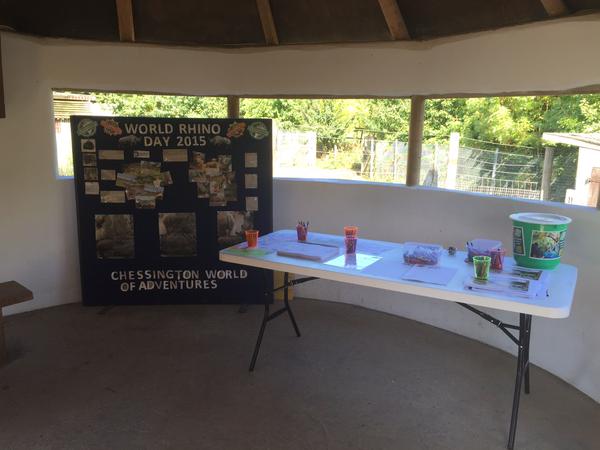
[{"x1": 0, "y1": 299, "x2": 598, "y2": 450}]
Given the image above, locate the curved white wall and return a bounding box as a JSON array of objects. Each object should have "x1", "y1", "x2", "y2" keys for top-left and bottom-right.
[{"x1": 1, "y1": 14, "x2": 600, "y2": 401}]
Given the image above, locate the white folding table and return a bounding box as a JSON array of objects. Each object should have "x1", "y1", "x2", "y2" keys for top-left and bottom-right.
[{"x1": 219, "y1": 230, "x2": 577, "y2": 450}]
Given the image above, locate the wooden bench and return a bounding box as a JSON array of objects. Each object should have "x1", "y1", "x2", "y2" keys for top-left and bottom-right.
[{"x1": 0, "y1": 281, "x2": 33, "y2": 365}]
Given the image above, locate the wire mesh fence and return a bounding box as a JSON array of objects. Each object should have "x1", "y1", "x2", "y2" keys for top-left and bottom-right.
[{"x1": 274, "y1": 132, "x2": 575, "y2": 203}]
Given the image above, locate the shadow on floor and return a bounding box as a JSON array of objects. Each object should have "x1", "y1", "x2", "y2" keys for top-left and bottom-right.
[{"x1": 0, "y1": 299, "x2": 598, "y2": 450}]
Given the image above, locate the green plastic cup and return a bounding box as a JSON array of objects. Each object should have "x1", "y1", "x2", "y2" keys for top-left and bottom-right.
[
  {"x1": 509, "y1": 213, "x2": 571, "y2": 270},
  {"x1": 473, "y1": 256, "x2": 491, "y2": 281}
]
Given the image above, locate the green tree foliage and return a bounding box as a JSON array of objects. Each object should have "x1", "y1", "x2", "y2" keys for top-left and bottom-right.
[
  {"x1": 93, "y1": 92, "x2": 600, "y2": 201},
  {"x1": 94, "y1": 93, "x2": 227, "y2": 118},
  {"x1": 242, "y1": 98, "x2": 357, "y2": 152}
]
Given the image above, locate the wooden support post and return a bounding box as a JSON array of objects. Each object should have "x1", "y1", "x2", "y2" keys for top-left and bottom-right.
[
  {"x1": 446, "y1": 132, "x2": 460, "y2": 189},
  {"x1": 227, "y1": 96, "x2": 240, "y2": 119},
  {"x1": 587, "y1": 167, "x2": 600, "y2": 209},
  {"x1": 116, "y1": 0, "x2": 135, "y2": 42},
  {"x1": 406, "y1": 96, "x2": 425, "y2": 186},
  {"x1": 541, "y1": 147, "x2": 554, "y2": 201},
  {"x1": 0, "y1": 34, "x2": 5, "y2": 118}
]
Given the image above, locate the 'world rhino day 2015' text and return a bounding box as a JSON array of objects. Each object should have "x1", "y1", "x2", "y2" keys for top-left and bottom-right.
[{"x1": 122, "y1": 122, "x2": 223, "y2": 147}]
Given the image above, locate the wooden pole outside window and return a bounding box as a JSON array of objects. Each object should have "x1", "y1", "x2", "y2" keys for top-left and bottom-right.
[
  {"x1": 541, "y1": 147, "x2": 554, "y2": 201},
  {"x1": 406, "y1": 95, "x2": 425, "y2": 186},
  {"x1": 227, "y1": 95, "x2": 240, "y2": 119}
]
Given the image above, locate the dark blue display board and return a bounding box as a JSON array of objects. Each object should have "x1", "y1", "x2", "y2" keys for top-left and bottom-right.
[{"x1": 71, "y1": 116, "x2": 273, "y2": 305}]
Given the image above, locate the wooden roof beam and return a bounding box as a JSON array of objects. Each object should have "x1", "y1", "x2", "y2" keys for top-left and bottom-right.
[
  {"x1": 539, "y1": 0, "x2": 569, "y2": 16},
  {"x1": 377, "y1": 0, "x2": 410, "y2": 40},
  {"x1": 116, "y1": 0, "x2": 135, "y2": 42},
  {"x1": 256, "y1": 0, "x2": 279, "y2": 45}
]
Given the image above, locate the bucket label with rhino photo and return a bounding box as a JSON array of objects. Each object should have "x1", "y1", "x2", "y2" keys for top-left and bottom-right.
[{"x1": 529, "y1": 230, "x2": 566, "y2": 260}]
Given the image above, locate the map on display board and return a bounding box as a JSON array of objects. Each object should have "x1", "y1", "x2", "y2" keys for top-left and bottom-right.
[{"x1": 71, "y1": 116, "x2": 273, "y2": 306}]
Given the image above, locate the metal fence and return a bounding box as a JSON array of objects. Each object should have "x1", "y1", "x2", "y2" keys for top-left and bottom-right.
[
  {"x1": 348, "y1": 137, "x2": 543, "y2": 199},
  {"x1": 273, "y1": 132, "x2": 564, "y2": 201}
]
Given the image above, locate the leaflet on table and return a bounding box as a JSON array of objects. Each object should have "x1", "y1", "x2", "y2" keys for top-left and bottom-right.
[
  {"x1": 463, "y1": 275, "x2": 547, "y2": 299},
  {"x1": 493, "y1": 266, "x2": 550, "y2": 284},
  {"x1": 324, "y1": 253, "x2": 381, "y2": 270}
]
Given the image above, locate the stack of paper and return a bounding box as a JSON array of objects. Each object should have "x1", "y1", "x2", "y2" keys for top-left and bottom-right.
[
  {"x1": 464, "y1": 267, "x2": 550, "y2": 299},
  {"x1": 276, "y1": 242, "x2": 340, "y2": 262}
]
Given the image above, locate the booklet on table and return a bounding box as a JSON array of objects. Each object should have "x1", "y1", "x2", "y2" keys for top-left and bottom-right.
[{"x1": 464, "y1": 267, "x2": 550, "y2": 299}]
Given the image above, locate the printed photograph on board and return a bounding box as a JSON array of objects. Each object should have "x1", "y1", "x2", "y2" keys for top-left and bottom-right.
[
  {"x1": 190, "y1": 151, "x2": 205, "y2": 169},
  {"x1": 84, "y1": 167, "x2": 98, "y2": 181},
  {"x1": 197, "y1": 181, "x2": 210, "y2": 198},
  {"x1": 95, "y1": 214, "x2": 134, "y2": 259},
  {"x1": 217, "y1": 211, "x2": 254, "y2": 247},
  {"x1": 80, "y1": 138, "x2": 96, "y2": 152},
  {"x1": 82, "y1": 153, "x2": 97, "y2": 166},
  {"x1": 158, "y1": 213, "x2": 197, "y2": 257},
  {"x1": 100, "y1": 190, "x2": 126, "y2": 203}
]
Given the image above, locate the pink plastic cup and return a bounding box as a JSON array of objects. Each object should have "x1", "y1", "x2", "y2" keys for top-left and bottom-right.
[
  {"x1": 490, "y1": 248, "x2": 506, "y2": 271},
  {"x1": 345, "y1": 236, "x2": 357, "y2": 254}
]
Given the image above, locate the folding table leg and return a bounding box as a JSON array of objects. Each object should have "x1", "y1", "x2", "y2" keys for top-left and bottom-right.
[
  {"x1": 524, "y1": 316, "x2": 532, "y2": 395},
  {"x1": 249, "y1": 303, "x2": 270, "y2": 372},
  {"x1": 284, "y1": 272, "x2": 301, "y2": 337},
  {"x1": 507, "y1": 313, "x2": 532, "y2": 450}
]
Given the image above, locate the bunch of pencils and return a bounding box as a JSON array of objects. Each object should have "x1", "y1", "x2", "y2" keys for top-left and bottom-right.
[{"x1": 296, "y1": 221, "x2": 309, "y2": 241}]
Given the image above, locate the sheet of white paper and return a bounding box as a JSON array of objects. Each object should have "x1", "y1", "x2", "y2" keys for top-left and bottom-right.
[
  {"x1": 324, "y1": 253, "x2": 381, "y2": 270},
  {"x1": 401, "y1": 265, "x2": 458, "y2": 286},
  {"x1": 355, "y1": 240, "x2": 397, "y2": 256},
  {"x1": 362, "y1": 257, "x2": 411, "y2": 280}
]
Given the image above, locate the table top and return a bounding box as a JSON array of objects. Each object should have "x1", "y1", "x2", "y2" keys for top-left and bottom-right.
[{"x1": 219, "y1": 230, "x2": 577, "y2": 319}]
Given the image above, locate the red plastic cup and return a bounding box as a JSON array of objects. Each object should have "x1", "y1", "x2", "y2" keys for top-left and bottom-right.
[
  {"x1": 296, "y1": 224, "x2": 308, "y2": 241},
  {"x1": 345, "y1": 236, "x2": 357, "y2": 254},
  {"x1": 245, "y1": 230, "x2": 259, "y2": 248},
  {"x1": 344, "y1": 226, "x2": 358, "y2": 238},
  {"x1": 490, "y1": 248, "x2": 506, "y2": 271}
]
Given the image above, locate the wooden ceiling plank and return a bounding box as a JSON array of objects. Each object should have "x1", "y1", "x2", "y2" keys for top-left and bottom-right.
[
  {"x1": 539, "y1": 0, "x2": 569, "y2": 16},
  {"x1": 116, "y1": 0, "x2": 135, "y2": 42},
  {"x1": 377, "y1": 0, "x2": 410, "y2": 40},
  {"x1": 256, "y1": 0, "x2": 279, "y2": 45}
]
